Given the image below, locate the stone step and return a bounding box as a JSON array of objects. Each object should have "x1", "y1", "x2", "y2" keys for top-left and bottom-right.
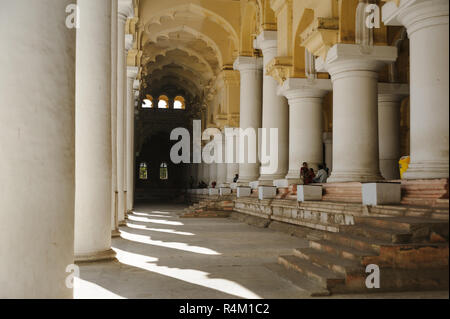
[
  {"x1": 264, "y1": 263, "x2": 331, "y2": 297},
  {"x1": 324, "y1": 232, "x2": 383, "y2": 254},
  {"x1": 355, "y1": 217, "x2": 448, "y2": 232},
  {"x1": 180, "y1": 210, "x2": 232, "y2": 218},
  {"x1": 309, "y1": 239, "x2": 377, "y2": 263},
  {"x1": 278, "y1": 255, "x2": 345, "y2": 289},
  {"x1": 340, "y1": 225, "x2": 413, "y2": 244},
  {"x1": 293, "y1": 248, "x2": 363, "y2": 276}
]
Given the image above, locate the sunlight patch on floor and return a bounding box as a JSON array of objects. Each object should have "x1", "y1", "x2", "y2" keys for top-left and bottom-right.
[
  {"x1": 127, "y1": 215, "x2": 183, "y2": 226},
  {"x1": 119, "y1": 230, "x2": 220, "y2": 255},
  {"x1": 125, "y1": 222, "x2": 195, "y2": 236},
  {"x1": 74, "y1": 277, "x2": 125, "y2": 299},
  {"x1": 113, "y1": 248, "x2": 262, "y2": 299},
  {"x1": 132, "y1": 212, "x2": 174, "y2": 218}
]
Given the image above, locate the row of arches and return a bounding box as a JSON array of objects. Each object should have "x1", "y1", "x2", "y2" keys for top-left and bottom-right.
[{"x1": 142, "y1": 94, "x2": 186, "y2": 110}]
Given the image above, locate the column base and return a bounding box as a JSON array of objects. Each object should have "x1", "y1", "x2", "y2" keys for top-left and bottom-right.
[
  {"x1": 328, "y1": 171, "x2": 384, "y2": 183},
  {"x1": 285, "y1": 172, "x2": 302, "y2": 185},
  {"x1": 111, "y1": 229, "x2": 121, "y2": 238},
  {"x1": 75, "y1": 248, "x2": 117, "y2": 263},
  {"x1": 238, "y1": 175, "x2": 260, "y2": 184},
  {"x1": 259, "y1": 174, "x2": 286, "y2": 186},
  {"x1": 118, "y1": 220, "x2": 127, "y2": 226},
  {"x1": 403, "y1": 161, "x2": 449, "y2": 180}
]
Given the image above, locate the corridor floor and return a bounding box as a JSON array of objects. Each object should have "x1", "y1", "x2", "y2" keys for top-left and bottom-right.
[{"x1": 75, "y1": 204, "x2": 448, "y2": 299}]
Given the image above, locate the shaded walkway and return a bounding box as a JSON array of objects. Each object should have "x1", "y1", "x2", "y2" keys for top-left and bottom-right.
[{"x1": 75, "y1": 204, "x2": 448, "y2": 299}]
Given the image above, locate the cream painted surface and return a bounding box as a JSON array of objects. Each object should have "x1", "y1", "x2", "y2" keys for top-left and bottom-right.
[
  {"x1": 111, "y1": 0, "x2": 120, "y2": 236},
  {"x1": 325, "y1": 44, "x2": 397, "y2": 183},
  {"x1": 126, "y1": 67, "x2": 138, "y2": 212},
  {"x1": 255, "y1": 31, "x2": 289, "y2": 183},
  {"x1": 383, "y1": 0, "x2": 449, "y2": 179},
  {"x1": 0, "y1": 0, "x2": 75, "y2": 298},
  {"x1": 75, "y1": 0, "x2": 114, "y2": 262},
  {"x1": 378, "y1": 91, "x2": 407, "y2": 180},
  {"x1": 278, "y1": 78, "x2": 331, "y2": 183},
  {"x1": 117, "y1": 4, "x2": 133, "y2": 224},
  {"x1": 233, "y1": 57, "x2": 263, "y2": 183}
]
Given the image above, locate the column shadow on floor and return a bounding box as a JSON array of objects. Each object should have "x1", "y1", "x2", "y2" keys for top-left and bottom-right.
[{"x1": 77, "y1": 203, "x2": 311, "y2": 299}]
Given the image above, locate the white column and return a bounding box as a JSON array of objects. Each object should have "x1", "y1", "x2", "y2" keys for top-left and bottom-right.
[
  {"x1": 323, "y1": 132, "x2": 333, "y2": 172},
  {"x1": 325, "y1": 44, "x2": 397, "y2": 183},
  {"x1": 126, "y1": 67, "x2": 138, "y2": 213},
  {"x1": 255, "y1": 31, "x2": 289, "y2": 184},
  {"x1": 209, "y1": 162, "x2": 218, "y2": 186},
  {"x1": 383, "y1": 0, "x2": 449, "y2": 179},
  {"x1": 203, "y1": 161, "x2": 211, "y2": 185},
  {"x1": 0, "y1": 0, "x2": 75, "y2": 298},
  {"x1": 225, "y1": 127, "x2": 240, "y2": 183},
  {"x1": 278, "y1": 78, "x2": 331, "y2": 183},
  {"x1": 378, "y1": 83, "x2": 409, "y2": 180},
  {"x1": 216, "y1": 135, "x2": 227, "y2": 186},
  {"x1": 74, "y1": 0, "x2": 114, "y2": 262},
  {"x1": 117, "y1": 2, "x2": 133, "y2": 225},
  {"x1": 111, "y1": 0, "x2": 120, "y2": 237},
  {"x1": 233, "y1": 57, "x2": 263, "y2": 183},
  {"x1": 197, "y1": 163, "x2": 204, "y2": 186}
]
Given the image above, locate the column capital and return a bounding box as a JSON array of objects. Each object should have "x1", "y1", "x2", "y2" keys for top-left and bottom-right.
[
  {"x1": 382, "y1": 0, "x2": 449, "y2": 36},
  {"x1": 233, "y1": 56, "x2": 263, "y2": 72},
  {"x1": 277, "y1": 77, "x2": 331, "y2": 100},
  {"x1": 378, "y1": 82, "x2": 409, "y2": 103},
  {"x1": 325, "y1": 44, "x2": 397, "y2": 80},
  {"x1": 127, "y1": 66, "x2": 139, "y2": 79}
]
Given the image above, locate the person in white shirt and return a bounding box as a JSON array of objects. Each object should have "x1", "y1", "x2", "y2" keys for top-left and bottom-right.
[{"x1": 313, "y1": 164, "x2": 328, "y2": 183}]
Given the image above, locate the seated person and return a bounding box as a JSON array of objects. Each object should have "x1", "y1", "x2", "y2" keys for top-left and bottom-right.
[{"x1": 313, "y1": 164, "x2": 328, "y2": 183}]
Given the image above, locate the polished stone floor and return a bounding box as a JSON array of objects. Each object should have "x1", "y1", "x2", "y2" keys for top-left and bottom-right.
[{"x1": 75, "y1": 203, "x2": 448, "y2": 299}]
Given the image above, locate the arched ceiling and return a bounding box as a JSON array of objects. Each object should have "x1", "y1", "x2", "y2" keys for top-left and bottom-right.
[{"x1": 139, "y1": 1, "x2": 240, "y2": 102}]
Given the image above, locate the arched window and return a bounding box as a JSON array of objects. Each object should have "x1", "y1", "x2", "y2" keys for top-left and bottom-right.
[
  {"x1": 158, "y1": 95, "x2": 169, "y2": 109},
  {"x1": 173, "y1": 96, "x2": 186, "y2": 110},
  {"x1": 142, "y1": 95, "x2": 153, "y2": 108},
  {"x1": 139, "y1": 162, "x2": 148, "y2": 180},
  {"x1": 160, "y1": 162, "x2": 168, "y2": 180}
]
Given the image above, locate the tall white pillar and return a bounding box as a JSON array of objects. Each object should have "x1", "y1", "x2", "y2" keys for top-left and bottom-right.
[
  {"x1": 203, "y1": 161, "x2": 211, "y2": 185},
  {"x1": 117, "y1": 1, "x2": 133, "y2": 225},
  {"x1": 216, "y1": 135, "x2": 227, "y2": 186},
  {"x1": 126, "y1": 67, "x2": 138, "y2": 214},
  {"x1": 209, "y1": 162, "x2": 218, "y2": 186},
  {"x1": 325, "y1": 44, "x2": 397, "y2": 183},
  {"x1": 111, "y1": 0, "x2": 120, "y2": 238},
  {"x1": 225, "y1": 127, "x2": 240, "y2": 183},
  {"x1": 383, "y1": 0, "x2": 449, "y2": 179},
  {"x1": 378, "y1": 83, "x2": 409, "y2": 180},
  {"x1": 0, "y1": 0, "x2": 75, "y2": 298},
  {"x1": 75, "y1": 0, "x2": 114, "y2": 262},
  {"x1": 233, "y1": 57, "x2": 263, "y2": 183},
  {"x1": 323, "y1": 132, "x2": 333, "y2": 172},
  {"x1": 255, "y1": 31, "x2": 289, "y2": 184},
  {"x1": 278, "y1": 78, "x2": 331, "y2": 183},
  {"x1": 197, "y1": 163, "x2": 204, "y2": 186}
]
